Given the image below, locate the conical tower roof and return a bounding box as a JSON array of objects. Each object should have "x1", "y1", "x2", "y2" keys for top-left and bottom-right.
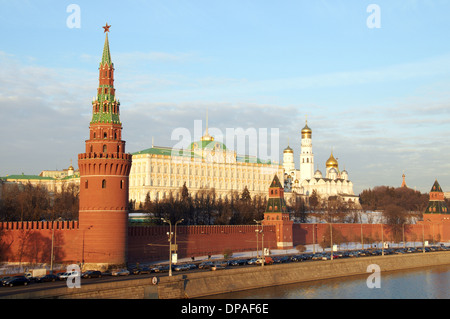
[
  {"x1": 269, "y1": 174, "x2": 283, "y2": 188},
  {"x1": 430, "y1": 179, "x2": 443, "y2": 193}
]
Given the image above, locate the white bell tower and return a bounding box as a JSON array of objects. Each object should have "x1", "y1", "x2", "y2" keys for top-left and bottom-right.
[{"x1": 299, "y1": 118, "x2": 314, "y2": 182}]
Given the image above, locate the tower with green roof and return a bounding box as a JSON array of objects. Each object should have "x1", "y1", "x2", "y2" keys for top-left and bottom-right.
[
  {"x1": 77, "y1": 24, "x2": 132, "y2": 268},
  {"x1": 424, "y1": 180, "x2": 448, "y2": 215},
  {"x1": 263, "y1": 175, "x2": 293, "y2": 249}
]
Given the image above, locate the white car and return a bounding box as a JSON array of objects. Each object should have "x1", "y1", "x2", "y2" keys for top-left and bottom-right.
[
  {"x1": 112, "y1": 269, "x2": 130, "y2": 276},
  {"x1": 58, "y1": 271, "x2": 79, "y2": 280}
]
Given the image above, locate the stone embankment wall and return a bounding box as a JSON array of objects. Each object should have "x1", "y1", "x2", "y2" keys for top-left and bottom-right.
[
  {"x1": 2, "y1": 252, "x2": 450, "y2": 299},
  {"x1": 158, "y1": 251, "x2": 450, "y2": 299}
]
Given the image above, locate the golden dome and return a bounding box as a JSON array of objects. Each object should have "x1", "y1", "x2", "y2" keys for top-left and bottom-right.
[
  {"x1": 301, "y1": 123, "x2": 312, "y2": 134},
  {"x1": 283, "y1": 145, "x2": 293, "y2": 153},
  {"x1": 200, "y1": 133, "x2": 214, "y2": 142},
  {"x1": 326, "y1": 152, "x2": 338, "y2": 168}
]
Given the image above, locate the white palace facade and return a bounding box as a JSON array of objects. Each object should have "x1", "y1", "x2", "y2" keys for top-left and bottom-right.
[{"x1": 129, "y1": 126, "x2": 283, "y2": 207}]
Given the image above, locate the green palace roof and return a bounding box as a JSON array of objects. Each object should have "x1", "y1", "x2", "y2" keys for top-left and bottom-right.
[
  {"x1": 132, "y1": 147, "x2": 202, "y2": 159},
  {"x1": 132, "y1": 146, "x2": 278, "y2": 165}
]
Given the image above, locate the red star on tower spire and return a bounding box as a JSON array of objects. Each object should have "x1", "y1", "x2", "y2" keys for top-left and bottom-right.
[{"x1": 103, "y1": 23, "x2": 111, "y2": 33}]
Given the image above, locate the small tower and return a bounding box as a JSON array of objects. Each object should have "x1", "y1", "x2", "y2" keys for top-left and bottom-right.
[
  {"x1": 424, "y1": 180, "x2": 448, "y2": 216},
  {"x1": 77, "y1": 24, "x2": 132, "y2": 268},
  {"x1": 299, "y1": 119, "x2": 314, "y2": 182},
  {"x1": 401, "y1": 173, "x2": 407, "y2": 188},
  {"x1": 422, "y1": 180, "x2": 450, "y2": 241},
  {"x1": 263, "y1": 175, "x2": 293, "y2": 249}
]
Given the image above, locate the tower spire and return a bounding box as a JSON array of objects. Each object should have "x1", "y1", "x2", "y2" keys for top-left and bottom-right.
[
  {"x1": 101, "y1": 32, "x2": 112, "y2": 66},
  {"x1": 91, "y1": 24, "x2": 119, "y2": 124}
]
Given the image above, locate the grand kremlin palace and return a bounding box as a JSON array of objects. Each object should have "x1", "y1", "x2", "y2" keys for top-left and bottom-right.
[{"x1": 129, "y1": 127, "x2": 284, "y2": 206}]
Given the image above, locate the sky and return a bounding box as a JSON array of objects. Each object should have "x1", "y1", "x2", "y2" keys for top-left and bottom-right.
[{"x1": 1, "y1": 0, "x2": 450, "y2": 195}]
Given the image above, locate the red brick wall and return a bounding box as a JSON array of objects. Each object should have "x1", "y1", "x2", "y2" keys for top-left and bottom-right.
[
  {"x1": 293, "y1": 223, "x2": 438, "y2": 248},
  {"x1": 0, "y1": 221, "x2": 81, "y2": 264},
  {"x1": 0, "y1": 220, "x2": 446, "y2": 265},
  {"x1": 127, "y1": 225, "x2": 278, "y2": 263}
]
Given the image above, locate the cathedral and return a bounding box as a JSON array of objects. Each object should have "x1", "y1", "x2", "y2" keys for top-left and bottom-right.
[{"x1": 282, "y1": 120, "x2": 360, "y2": 206}]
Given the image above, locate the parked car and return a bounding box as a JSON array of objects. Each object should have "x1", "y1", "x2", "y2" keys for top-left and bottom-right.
[
  {"x1": 199, "y1": 261, "x2": 214, "y2": 269},
  {"x1": 311, "y1": 253, "x2": 323, "y2": 260},
  {"x1": 81, "y1": 270, "x2": 102, "y2": 279},
  {"x1": 229, "y1": 259, "x2": 247, "y2": 266},
  {"x1": 211, "y1": 262, "x2": 227, "y2": 271},
  {"x1": 58, "y1": 271, "x2": 79, "y2": 280},
  {"x1": 0, "y1": 276, "x2": 12, "y2": 285},
  {"x1": 3, "y1": 276, "x2": 30, "y2": 287},
  {"x1": 247, "y1": 258, "x2": 259, "y2": 265},
  {"x1": 185, "y1": 263, "x2": 197, "y2": 270},
  {"x1": 35, "y1": 274, "x2": 59, "y2": 283},
  {"x1": 173, "y1": 264, "x2": 190, "y2": 272},
  {"x1": 138, "y1": 267, "x2": 151, "y2": 274},
  {"x1": 111, "y1": 269, "x2": 130, "y2": 276}
]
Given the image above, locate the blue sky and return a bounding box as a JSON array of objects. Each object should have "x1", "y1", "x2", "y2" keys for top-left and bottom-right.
[{"x1": 1, "y1": 0, "x2": 450, "y2": 194}]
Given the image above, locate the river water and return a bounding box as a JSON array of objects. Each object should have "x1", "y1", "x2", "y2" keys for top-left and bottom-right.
[{"x1": 203, "y1": 264, "x2": 450, "y2": 299}]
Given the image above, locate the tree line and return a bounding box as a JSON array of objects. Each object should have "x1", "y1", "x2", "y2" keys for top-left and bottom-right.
[
  {"x1": 0, "y1": 181, "x2": 439, "y2": 228},
  {"x1": 137, "y1": 183, "x2": 268, "y2": 226},
  {"x1": 0, "y1": 182, "x2": 79, "y2": 222}
]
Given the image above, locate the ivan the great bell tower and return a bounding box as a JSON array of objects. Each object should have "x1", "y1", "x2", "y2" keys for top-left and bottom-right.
[{"x1": 78, "y1": 24, "x2": 132, "y2": 267}]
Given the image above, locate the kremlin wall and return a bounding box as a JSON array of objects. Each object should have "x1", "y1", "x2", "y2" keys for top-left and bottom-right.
[
  {"x1": 1, "y1": 26, "x2": 450, "y2": 270},
  {"x1": 0, "y1": 219, "x2": 448, "y2": 268}
]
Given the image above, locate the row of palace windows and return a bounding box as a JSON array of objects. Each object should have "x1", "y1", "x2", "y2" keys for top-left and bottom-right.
[
  {"x1": 84, "y1": 179, "x2": 126, "y2": 189},
  {"x1": 132, "y1": 165, "x2": 273, "y2": 179}
]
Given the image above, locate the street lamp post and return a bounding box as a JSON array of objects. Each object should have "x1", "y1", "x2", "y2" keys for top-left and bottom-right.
[
  {"x1": 161, "y1": 218, "x2": 173, "y2": 277},
  {"x1": 254, "y1": 219, "x2": 264, "y2": 266},
  {"x1": 330, "y1": 223, "x2": 333, "y2": 261},
  {"x1": 161, "y1": 218, "x2": 184, "y2": 277},
  {"x1": 312, "y1": 224, "x2": 316, "y2": 254}
]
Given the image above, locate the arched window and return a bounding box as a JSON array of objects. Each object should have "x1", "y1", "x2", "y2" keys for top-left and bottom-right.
[
  {"x1": 85, "y1": 180, "x2": 88, "y2": 189},
  {"x1": 103, "y1": 145, "x2": 107, "y2": 153},
  {"x1": 102, "y1": 179, "x2": 106, "y2": 188}
]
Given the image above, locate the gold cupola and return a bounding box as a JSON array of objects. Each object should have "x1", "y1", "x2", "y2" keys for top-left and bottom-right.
[
  {"x1": 301, "y1": 118, "x2": 312, "y2": 139},
  {"x1": 326, "y1": 151, "x2": 338, "y2": 168},
  {"x1": 283, "y1": 145, "x2": 294, "y2": 153}
]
